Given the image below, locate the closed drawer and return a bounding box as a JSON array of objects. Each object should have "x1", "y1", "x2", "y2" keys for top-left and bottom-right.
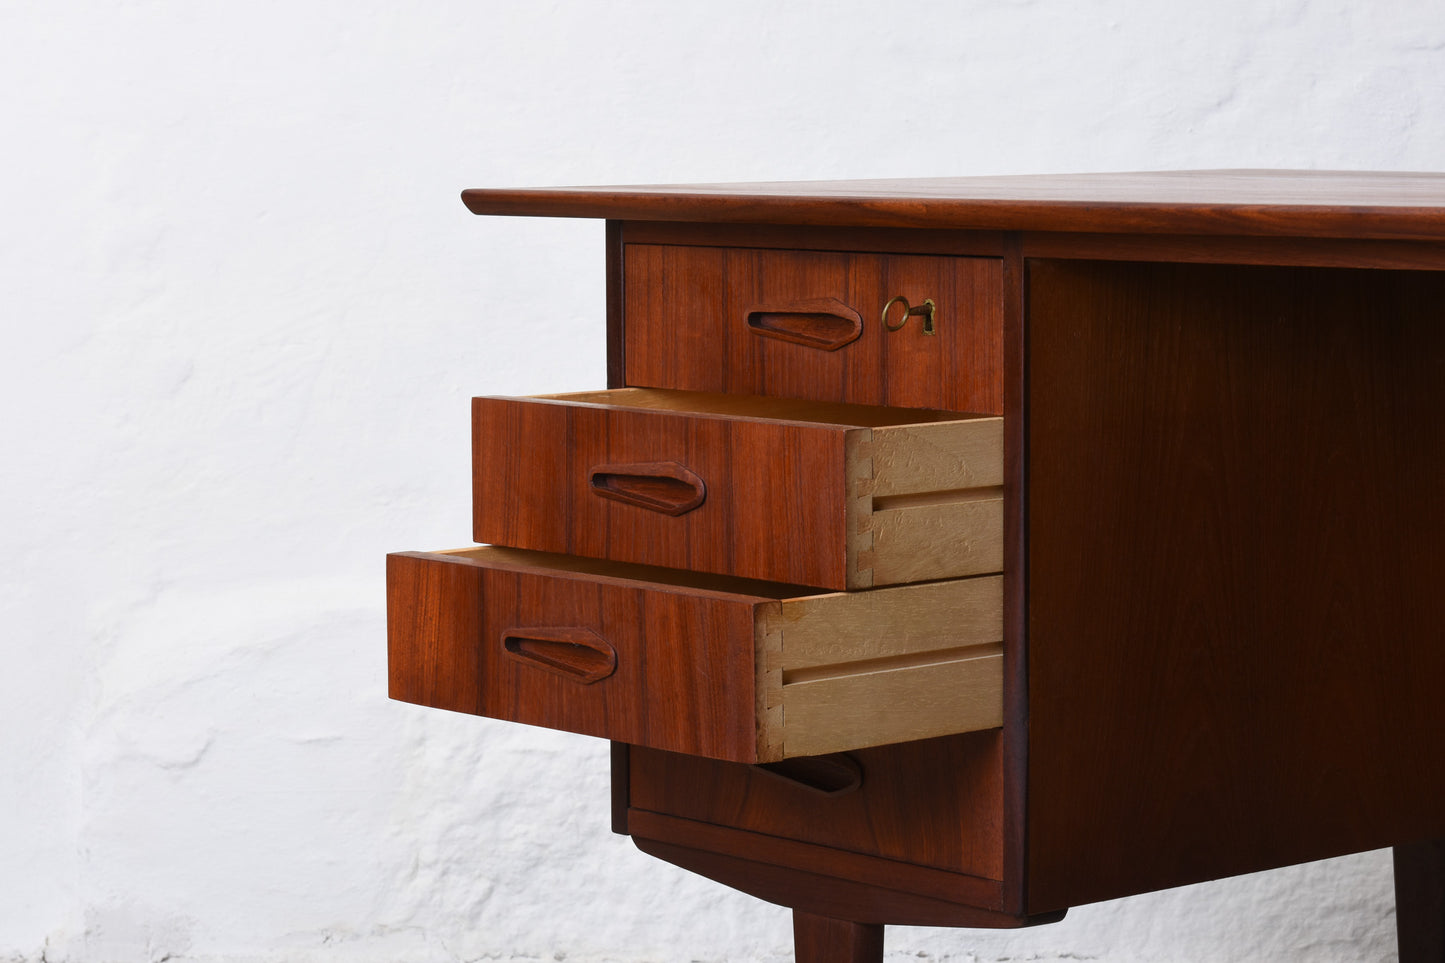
[
  {"x1": 473, "y1": 388, "x2": 1002, "y2": 590},
  {"x1": 623, "y1": 245, "x2": 1004, "y2": 413},
  {"x1": 627, "y1": 732, "x2": 1006, "y2": 891},
  {"x1": 387, "y1": 546, "x2": 1003, "y2": 763}
]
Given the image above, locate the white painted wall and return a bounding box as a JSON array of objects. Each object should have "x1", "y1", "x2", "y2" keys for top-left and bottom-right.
[{"x1": 3, "y1": 1, "x2": 1437, "y2": 959}]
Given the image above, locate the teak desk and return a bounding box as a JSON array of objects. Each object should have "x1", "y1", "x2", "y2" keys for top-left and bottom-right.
[{"x1": 388, "y1": 171, "x2": 1445, "y2": 962}]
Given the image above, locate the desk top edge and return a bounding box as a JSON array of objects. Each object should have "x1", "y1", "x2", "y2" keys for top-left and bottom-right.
[{"x1": 461, "y1": 170, "x2": 1445, "y2": 240}]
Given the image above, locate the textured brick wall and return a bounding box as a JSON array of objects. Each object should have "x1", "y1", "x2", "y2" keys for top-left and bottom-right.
[{"x1": 2, "y1": 1, "x2": 1437, "y2": 959}]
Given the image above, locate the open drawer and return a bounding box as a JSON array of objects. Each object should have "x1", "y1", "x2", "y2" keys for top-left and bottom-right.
[
  {"x1": 387, "y1": 546, "x2": 1003, "y2": 762},
  {"x1": 473, "y1": 388, "x2": 1003, "y2": 590}
]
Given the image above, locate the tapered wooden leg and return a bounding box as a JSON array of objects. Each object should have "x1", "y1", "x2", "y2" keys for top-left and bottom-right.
[
  {"x1": 792, "y1": 909, "x2": 884, "y2": 963},
  {"x1": 1396, "y1": 839, "x2": 1445, "y2": 962}
]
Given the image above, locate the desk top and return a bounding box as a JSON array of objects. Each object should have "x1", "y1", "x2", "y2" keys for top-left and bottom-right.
[{"x1": 462, "y1": 170, "x2": 1445, "y2": 241}]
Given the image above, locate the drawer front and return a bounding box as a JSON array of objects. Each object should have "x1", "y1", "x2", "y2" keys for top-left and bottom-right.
[
  {"x1": 387, "y1": 546, "x2": 1004, "y2": 763},
  {"x1": 387, "y1": 547, "x2": 762, "y2": 760},
  {"x1": 473, "y1": 388, "x2": 1003, "y2": 590},
  {"x1": 623, "y1": 245, "x2": 1004, "y2": 414},
  {"x1": 627, "y1": 731, "x2": 1006, "y2": 884}
]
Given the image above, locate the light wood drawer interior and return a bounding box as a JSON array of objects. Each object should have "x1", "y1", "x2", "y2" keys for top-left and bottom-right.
[
  {"x1": 473, "y1": 388, "x2": 1003, "y2": 590},
  {"x1": 387, "y1": 546, "x2": 1003, "y2": 763}
]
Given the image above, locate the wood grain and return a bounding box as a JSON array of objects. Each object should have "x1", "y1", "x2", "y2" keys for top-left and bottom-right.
[
  {"x1": 387, "y1": 549, "x2": 760, "y2": 760},
  {"x1": 387, "y1": 550, "x2": 485, "y2": 716},
  {"x1": 1022, "y1": 231, "x2": 1445, "y2": 271},
  {"x1": 473, "y1": 392, "x2": 854, "y2": 588},
  {"x1": 868, "y1": 419, "x2": 1005, "y2": 494},
  {"x1": 764, "y1": 575, "x2": 1002, "y2": 669},
  {"x1": 762, "y1": 575, "x2": 1002, "y2": 758},
  {"x1": 864, "y1": 497, "x2": 1004, "y2": 586},
  {"x1": 622, "y1": 245, "x2": 1003, "y2": 414},
  {"x1": 391, "y1": 548, "x2": 1004, "y2": 762},
  {"x1": 622, "y1": 220, "x2": 1008, "y2": 257},
  {"x1": 610, "y1": 741, "x2": 629, "y2": 835},
  {"x1": 445, "y1": 173, "x2": 1445, "y2": 951},
  {"x1": 999, "y1": 235, "x2": 1028, "y2": 916},
  {"x1": 606, "y1": 220, "x2": 624, "y2": 387},
  {"x1": 779, "y1": 646, "x2": 1002, "y2": 758},
  {"x1": 1394, "y1": 838, "x2": 1445, "y2": 962},
  {"x1": 630, "y1": 810, "x2": 1002, "y2": 908},
  {"x1": 793, "y1": 910, "x2": 883, "y2": 963},
  {"x1": 631, "y1": 838, "x2": 1049, "y2": 928},
  {"x1": 1025, "y1": 259, "x2": 1445, "y2": 912},
  {"x1": 628, "y1": 733, "x2": 1006, "y2": 881},
  {"x1": 746, "y1": 297, "x2": 862, "y2": 350},
  {"x1": 534, "y1": 387, "x2": 968, "y2": 425},
  {"x1": 464, "y1": 171, "x2": 1445, "y2": 240},
  {"x1": 474, "y1": 390, "x2": 1002, "y2": 589},
  {"x1": 855, "y1": 418, "x2": 1004, "y2": 587}
]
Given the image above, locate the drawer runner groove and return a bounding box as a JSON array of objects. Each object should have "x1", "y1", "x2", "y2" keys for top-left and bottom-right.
[{"x1": 780, "y1": 641, "x2": 1002, "y2": 687}]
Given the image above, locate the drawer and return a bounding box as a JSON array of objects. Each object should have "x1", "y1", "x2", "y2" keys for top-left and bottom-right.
[
  {"x1": 386, "y1": 546, "x2": 1003, "y2": 763},
  {"x1": 623, "y1": 245, "x2": 1003, "y2": 413},
  {"x1": 473, "y1": 388, "x2": 1002, "y2": 590},
  {"x1": 627, "y1": 732, "x2": 1006, "y2": 888}
]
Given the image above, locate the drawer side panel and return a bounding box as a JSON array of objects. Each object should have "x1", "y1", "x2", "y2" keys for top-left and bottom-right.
[
  {"x1": 1027, "y1": 259, "x2": 1445, "y2": 911},
  {"x1": 780, "y1": 648, "x2": 1004, "y2": 758}
]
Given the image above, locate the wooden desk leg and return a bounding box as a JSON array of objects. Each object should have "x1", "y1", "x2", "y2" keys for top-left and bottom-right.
[
  {"x1": 793, "y1": 910, "x2": 884, "y2": 963},
  {"x1": 1396, "y1": 839, "x2": 1445, "y2": 962}
]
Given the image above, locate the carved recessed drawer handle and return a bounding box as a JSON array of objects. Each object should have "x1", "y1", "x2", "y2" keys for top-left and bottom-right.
[
  {"x1": 881, "y1": 295, "x2": 937, "y2": 335},
  {"x1": 746, "y1": 298, "x2": 863, "y2": 350},
  {"x1": 756, "y1": 753, "x2": 864, "y2": 797},
  {"x1": 501, "y1": 627, "x2": 617, "y2": 684},
  {"x1": 588, "y1": 461, "x2": 707, "y2": 516}
]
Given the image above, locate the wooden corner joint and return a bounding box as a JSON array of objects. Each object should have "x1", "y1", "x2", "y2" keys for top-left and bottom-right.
[
  {"x1": 846, "y1": 433, "x2": 877, "y2": 589},
  {"x1": 755, "y1": 602, "x2": 786, "y2": 763}
]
